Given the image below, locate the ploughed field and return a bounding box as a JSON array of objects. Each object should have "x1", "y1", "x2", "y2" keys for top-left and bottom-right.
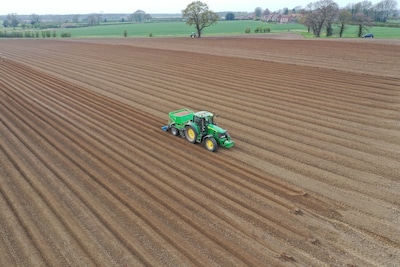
[{"x1": 0, "y1": 36, "x2": 399, "y2": 266}]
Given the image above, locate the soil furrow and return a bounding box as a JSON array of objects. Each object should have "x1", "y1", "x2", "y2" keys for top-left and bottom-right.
[{"x1": 0, "y1": 37, "x2": 399, "y2": 266}]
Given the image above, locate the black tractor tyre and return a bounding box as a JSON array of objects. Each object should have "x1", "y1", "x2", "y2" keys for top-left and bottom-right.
[
  {"x1": 170, "y1": 126, "x2": 179, "y2": 136},
  {"x1": 185, "y1": 125, "x2": 197, "y2": 144}
]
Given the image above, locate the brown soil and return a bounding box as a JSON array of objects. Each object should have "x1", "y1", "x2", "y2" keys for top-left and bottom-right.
[{"x1": 0, "y1": 34, "x2": 399, "y2": 266}]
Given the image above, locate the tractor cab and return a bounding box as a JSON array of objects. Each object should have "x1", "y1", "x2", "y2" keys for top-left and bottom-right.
[
  {"x1": 193, "y1": 111, "x2": 234, "y2": 150},
  {"x1": 193, "y1": 111, "x2": 214, "y2": 133}
]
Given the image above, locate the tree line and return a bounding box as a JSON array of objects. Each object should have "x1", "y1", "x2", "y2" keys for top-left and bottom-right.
[
  {"x1": 301, "y1": 0, "x2": 397, "y2": 37},
  {"x1": 1, "y1": 10, "x2": 153, "y2": 30},
  {"x1": 183, "y1": 0, "x2": 398, "y2": 38},
  {"x1": 251, "y1": 0, "x2": 398, "y2": 37}
]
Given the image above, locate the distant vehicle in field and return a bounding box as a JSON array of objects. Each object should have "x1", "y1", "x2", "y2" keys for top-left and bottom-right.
[
  {"x1": 190, "y1": 32, "x2": 197, "y2": 38},
  {"x1": 362, "y1": 33, "x2": 374, "y2": 38},
  {"x1": 161, "y1": 108, "x2": 234, "y2": 152}
]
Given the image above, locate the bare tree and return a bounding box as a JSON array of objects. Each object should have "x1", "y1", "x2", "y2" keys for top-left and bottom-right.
[
  {"x1": 4, "y1": 13, "x2": 19, "y2": 29},
  {"x1": 356, "y1": 1, "x2": 374, "y2": 18},
  {"x1": 293, "y1": 6, "x2": 304, "y2": 13},
  {"x1": 301, "y1": 3, "x2": 314, "y2": 33},
  {"x1": 144, "y1": 14, "x2": 152, "y2": 21},
  {"x1": 355, "y1": 12, "x2": 373, "y2": 37},
  {"x1": 303, "y1": 12, "x2": 320, "y2": 35},
  {"x1": 374, "y1": 0, "x2": 398, "y2": 22},
  {"x1": 338, "y1": 9, "x2": 352, "y2": 37},
  {"x1": 87, "y1": 14, "x2": 102, "y2": 26},
  {"x1": 302, "y1": 0, "x2": 339, "y2": 37},
  {"x1": 254, "y1": 7, "x2": 263, "y2": 19},
  {"x1": 262, "y1": 8, "x2": 271, "y2": 17},
  {"x1": 72, "y1": 15, "x2": 80, "y2": 24},
  {"x1": 225, "y1": 12, "x2": 235, "y2": 20},
  {"x1": 30, "y1": 14, "x2": 40, "y2": 28},
  {"x1": 128, "y1": 10, "x2": 147, "y2": 23},
  {"x1": 282, "y1": 7, "x2": 289, "y2": 15}
]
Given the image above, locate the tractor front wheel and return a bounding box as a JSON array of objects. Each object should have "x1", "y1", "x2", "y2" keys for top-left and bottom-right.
[
  {"x1": 185, "y1": 125, "x2": 197, "y2": 143},
  {"x1": 204, "y1": 137, "x2": 217, "y2": 152}
]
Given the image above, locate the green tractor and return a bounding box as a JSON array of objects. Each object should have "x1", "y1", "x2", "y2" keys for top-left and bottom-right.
[{"x1": 161, "y1": 108, "x2": 234, "y2": 152}]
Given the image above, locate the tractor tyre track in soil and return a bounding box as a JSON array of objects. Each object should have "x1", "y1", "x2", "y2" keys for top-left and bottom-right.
[{"x1": 0, "y1": 37, "x2": 399, "y2": 266}]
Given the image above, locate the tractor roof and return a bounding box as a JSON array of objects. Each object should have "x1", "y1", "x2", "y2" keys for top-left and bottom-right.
[{"x1": 194, "y1": 111, "x2": 213, "y2": 118}]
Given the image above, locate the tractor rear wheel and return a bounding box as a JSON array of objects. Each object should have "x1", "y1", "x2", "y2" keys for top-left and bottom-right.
[
  {"x1": 204, "y1": 137, "x2": 217, "y2": 152},
  {"x1": 171, "y1": 126, "x2": 179, "y2": 136},
  {"x1": 185, "y1": 125, "x2": 197, "y2": 143}
]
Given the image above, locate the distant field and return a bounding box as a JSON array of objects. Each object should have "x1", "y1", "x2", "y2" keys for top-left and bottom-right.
[
  {"x1": 332, "y1": 24, "x2": 400, "y2": 38},
  {"x1": 60, "y1": 20, "x2": 400, "y2": 38},
  {"x1": 62, "y1": 21, "x2": 307, "y2": 38},
  {"x1": 1, "y1": 20, "x2": 399, "y2": 38}
]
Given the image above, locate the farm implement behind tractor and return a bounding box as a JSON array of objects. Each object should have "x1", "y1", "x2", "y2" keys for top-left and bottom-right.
[{"x1": 161, "y1": 108, "x2": 234, "y2": 152}]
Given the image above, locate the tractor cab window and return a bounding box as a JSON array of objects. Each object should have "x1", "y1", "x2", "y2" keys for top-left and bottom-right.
[
  {"x1": 194, "y1": 116, "x2": 206, "y2": 132},
  {"x1": 205, "y1": 116, "x2": 213, "y2": 125}
]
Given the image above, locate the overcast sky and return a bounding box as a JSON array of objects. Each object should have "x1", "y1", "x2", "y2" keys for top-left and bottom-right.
[{"x1": 1, "y1": 0, "x2": 381, "y2": 15}]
